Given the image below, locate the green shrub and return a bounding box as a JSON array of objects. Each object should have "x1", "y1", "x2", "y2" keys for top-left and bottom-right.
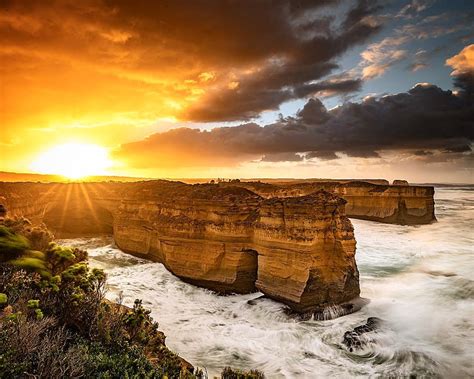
[
  {"x1": 7, "y1": 255, "x2": 50, "y2": 278},
  {"x1": 221, "y1": 367, "x2": 265, "y2": 379},
  {"x1": 2, "y1": 218, "x2": 53, "y2": 251},
  {"x1": 45, "y1": 243, "x2": 88, "y2": 274},
  {"x1": 80, "y1": 341, "x2": 164, "y2": 378},
  {"x1": 0, "y1": 218, "x2": 259, "y2": 378},
  {"x1": 0, "y1": 225, "x2": 30, "y2": 261},
  {"x1": 27, "y1": 299, "x2": 40, "y2": 308},
  {"x1": 0, "y1": 292, "x2": 7, "y2": 306}
]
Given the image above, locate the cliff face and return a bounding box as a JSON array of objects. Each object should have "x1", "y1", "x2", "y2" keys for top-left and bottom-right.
[
  {"x1": 221, "y1": 181, "x2": 436, "y2": 225},
  {"x1": 111, "y1": 184, "x2": 360, "y2": 312},
  {"x1": 335, "y1": 183, "x2": 435, "y2": 225},
  {"x1": 0, "y1": 181, "x2": 360, "y2": 315},
  {"x1": 0, "y1": 182, "x2": 113, "y2": 235},
  {"x1": 112, "y1": 185, "x2": 263, "y2": 294},
  {"x1": 252, "y1": 194, "x2": 359, "y2": 312}
]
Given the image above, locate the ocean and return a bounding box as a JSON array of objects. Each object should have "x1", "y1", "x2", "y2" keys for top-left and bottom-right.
[{"x1": 60, "y1": 186, "x2": 474, "y2": 378}]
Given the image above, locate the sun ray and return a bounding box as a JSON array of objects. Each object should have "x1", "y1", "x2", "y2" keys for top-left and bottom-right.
[
  {"x1": 79, "y1": 183, "x2": 101, "y2": 229},
  {"x1": 58, "y1": 184, "x2": 73, "y2": 231},
  {"x1": 37, "y1": 183, "x2": 60, "y2": 218}
]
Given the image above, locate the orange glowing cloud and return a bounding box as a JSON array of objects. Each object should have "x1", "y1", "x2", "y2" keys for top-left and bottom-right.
[{"x1": 446, "y1": 44, "x2": 474, "y2": 75}]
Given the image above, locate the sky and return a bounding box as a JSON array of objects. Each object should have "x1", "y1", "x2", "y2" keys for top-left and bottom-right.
[{"x1": 0, "y1": 0, "x2": 473, "y2": 183}]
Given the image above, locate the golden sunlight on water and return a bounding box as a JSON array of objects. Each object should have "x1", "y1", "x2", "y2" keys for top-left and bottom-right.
[{"x1": 30, "y1": 143, "x2": 113, "y2": 179}]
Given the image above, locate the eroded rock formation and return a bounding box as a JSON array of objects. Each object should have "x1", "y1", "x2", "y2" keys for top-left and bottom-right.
[
  {"x1": 110, "y1": 183, "x2": 360, "y2": 313},
  {"x1": 0, "y1": 179, "x2": 435, "y2": 314},
  {"x1": 0, "y1": 181, "x2": 360, "y2": 314},
  {"x1": 219, "y1": 180, "x2": 436, "y2": 225}
]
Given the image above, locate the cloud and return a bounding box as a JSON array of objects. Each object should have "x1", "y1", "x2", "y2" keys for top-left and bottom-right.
[
  {"x1": 397, "y1": 0, "x2": 434, "y2": 19},
  {"x1": 408, "y1": 49, "x2": 429, "y2": 72},
  {"x1": 413, "y1": 150, "x2": 434, "y2": 156},
  {"x1": 358, "y1": 9, "x2": 474, "y2": 80},
  {"x1": 178, "y1": 0, "x2": 383, "y2": 121},
  {"x1": 115, "y1": 56, "x2": 474, "y2": 168},
  {"x1": 0, "y1": 0, "x2": 384, "y2": 126},
  {"x1": 360, "y1": 36, "x2": 409, "y2": 79},
  {"x1": 260, "y1": 153, "x2": 303, "y2": 162},
  {"x1": 399, "y1": 12, "x2": 474, "y2": 40},
  {"x1": 446, "y1": 44, "x2": 474, "y2": 74},
  {"x1": 305, "y1": 151, "x2": 339, "y2": 160},
  {"x1": 443, "y1": 145, "x2": 472, "y2": 153},
  {"x1": 409, "y1": 62, "x2": 428, "y2": 72},
  {"x1": 446, "y1": 44, "x2": 474, "y2": 100}
]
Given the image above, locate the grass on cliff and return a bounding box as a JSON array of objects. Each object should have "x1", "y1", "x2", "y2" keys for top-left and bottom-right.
[{"x1": 0, "y1": 217, "x2": 264, "y2": 379}]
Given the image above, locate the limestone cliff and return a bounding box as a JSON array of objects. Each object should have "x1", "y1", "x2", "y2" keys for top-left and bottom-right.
[
  {"x1": 0, "y1": 181, "x2": 360, "y2": 315},
  {"x1": 252, "y1": 193, "x2": 359, "y2": 312},
  {"x1": 220, "y1": 180, "x2": 436, "y2": 225}
]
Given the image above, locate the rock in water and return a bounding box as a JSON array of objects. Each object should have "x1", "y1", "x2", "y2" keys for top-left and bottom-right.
[
  {"x1": 343, "y1": 317, "x2": 384, "y2": 352},
  {"x1": 253, "y1": 192, "x2": 360, "y2": 314}
]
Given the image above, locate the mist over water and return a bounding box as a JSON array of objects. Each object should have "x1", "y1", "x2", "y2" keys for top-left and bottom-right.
[{"x1": 61, "y1": 187, "x2": 474, "y2": 378}]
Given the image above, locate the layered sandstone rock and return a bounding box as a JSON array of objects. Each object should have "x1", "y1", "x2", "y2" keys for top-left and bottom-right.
[
  {"x1": 110, "y1": 184, "x2": 360, "y2": 312},
  {"x1": 111, "y1": 184, "x2": 263, "y2": 294},
  {"x1": 392, "y1": 179, "x2": 409, "y2": 186},
  {"x1": 252, "y1": 193, "x2": 359, "y2": 312},
  {"x1": 220, "y1": 180, "x2": 436, "y2": 225},
  {"x1": 0, "y1": 181, "x2": 360, "y2": 314}
]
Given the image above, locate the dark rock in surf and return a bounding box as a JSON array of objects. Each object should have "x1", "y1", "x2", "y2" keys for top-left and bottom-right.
[
  {"x1": 343, "y1": 317, "x2": 383, "y2": 352},
  {"x1": 246, "y1": 295, "x2": 266, "y2": 306}
]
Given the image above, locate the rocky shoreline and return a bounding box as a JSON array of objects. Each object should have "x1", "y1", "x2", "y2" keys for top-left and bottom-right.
[{"x1": 0, "y1": 179, "x2": 435, "y2": 317}]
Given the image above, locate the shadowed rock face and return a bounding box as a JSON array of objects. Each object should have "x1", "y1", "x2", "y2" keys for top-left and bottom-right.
[
  {"x1": 0, "y1": 181, "x2": 360, "y2": 315},
  {"x1": 0, "y1": 183, "x2": 113, "y2": 235}
]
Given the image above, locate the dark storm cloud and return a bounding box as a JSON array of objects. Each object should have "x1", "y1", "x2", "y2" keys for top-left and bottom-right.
[
  {"x1": 453, "y1": 72, "x2": 474, "y2": 100},
  {"x1": 261, "y1": 153, "x2": 303, "y2": 163},
  {"x1": 115, "y1": 67, "x2": 474, "y2": 167},
  {"x1": 176, "y1": 0, "x2": 382, "y2": 121},
  {"x1": 304, "y1": 151, "x2": 339, "y2": 160},
  {"x1": 295, "y1": 78, "x2": 363, "y2": 98},
  {"x1": 0, "y1": 0, "x2": 381, "y2": 122}
]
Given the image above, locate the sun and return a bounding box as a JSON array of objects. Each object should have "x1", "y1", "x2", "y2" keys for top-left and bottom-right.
[{"x1": 31, "y1": 143, "x2": 113, "y2": 179}]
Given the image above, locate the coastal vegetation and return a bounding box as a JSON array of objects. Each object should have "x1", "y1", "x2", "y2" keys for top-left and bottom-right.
[{"x1": 0, "y1": 217, "x2": 264, "y2": 378}]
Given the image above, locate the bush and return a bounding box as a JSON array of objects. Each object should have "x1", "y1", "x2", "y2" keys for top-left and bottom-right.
[
  {"x1": 221, "y1": 367, "x2": 265, "y2": 379},
  {"x1": 45, "y1": 243, "x2": 88, "y2": 275},
  {"x1": 0, "y1": 218, "x2": 260, "y2": 378},
  {"x1": 0, "y1": 316, "x2": 87, "y2": 378},
  {"x1": 0, "y1": 293, "x2": 7, "y2": 306},
  {"x1": 0, "y1": 220, "x2": 191, "y2": 378},
  {"x1": 0, "y1": 225, "x2": 30, "y2": 260},
  {"x1": 2, "y1": 217, "x2": 53, "y2": 251},
  {"x1": 80, "y1": 341, "x2": 163, "y2": 378}
]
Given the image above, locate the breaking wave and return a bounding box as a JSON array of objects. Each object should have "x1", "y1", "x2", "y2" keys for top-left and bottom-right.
[{"x1": 60, "y1": 186, "x2": 474, "y2": 378}]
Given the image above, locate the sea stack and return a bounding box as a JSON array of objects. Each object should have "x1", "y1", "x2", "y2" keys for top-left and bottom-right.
[
  {"x1": 110, "y1": 184, "x2": 361, "y2": 314},
  {"x1": 253, "y1": 192, "x2": 360, "y2": 313}
]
